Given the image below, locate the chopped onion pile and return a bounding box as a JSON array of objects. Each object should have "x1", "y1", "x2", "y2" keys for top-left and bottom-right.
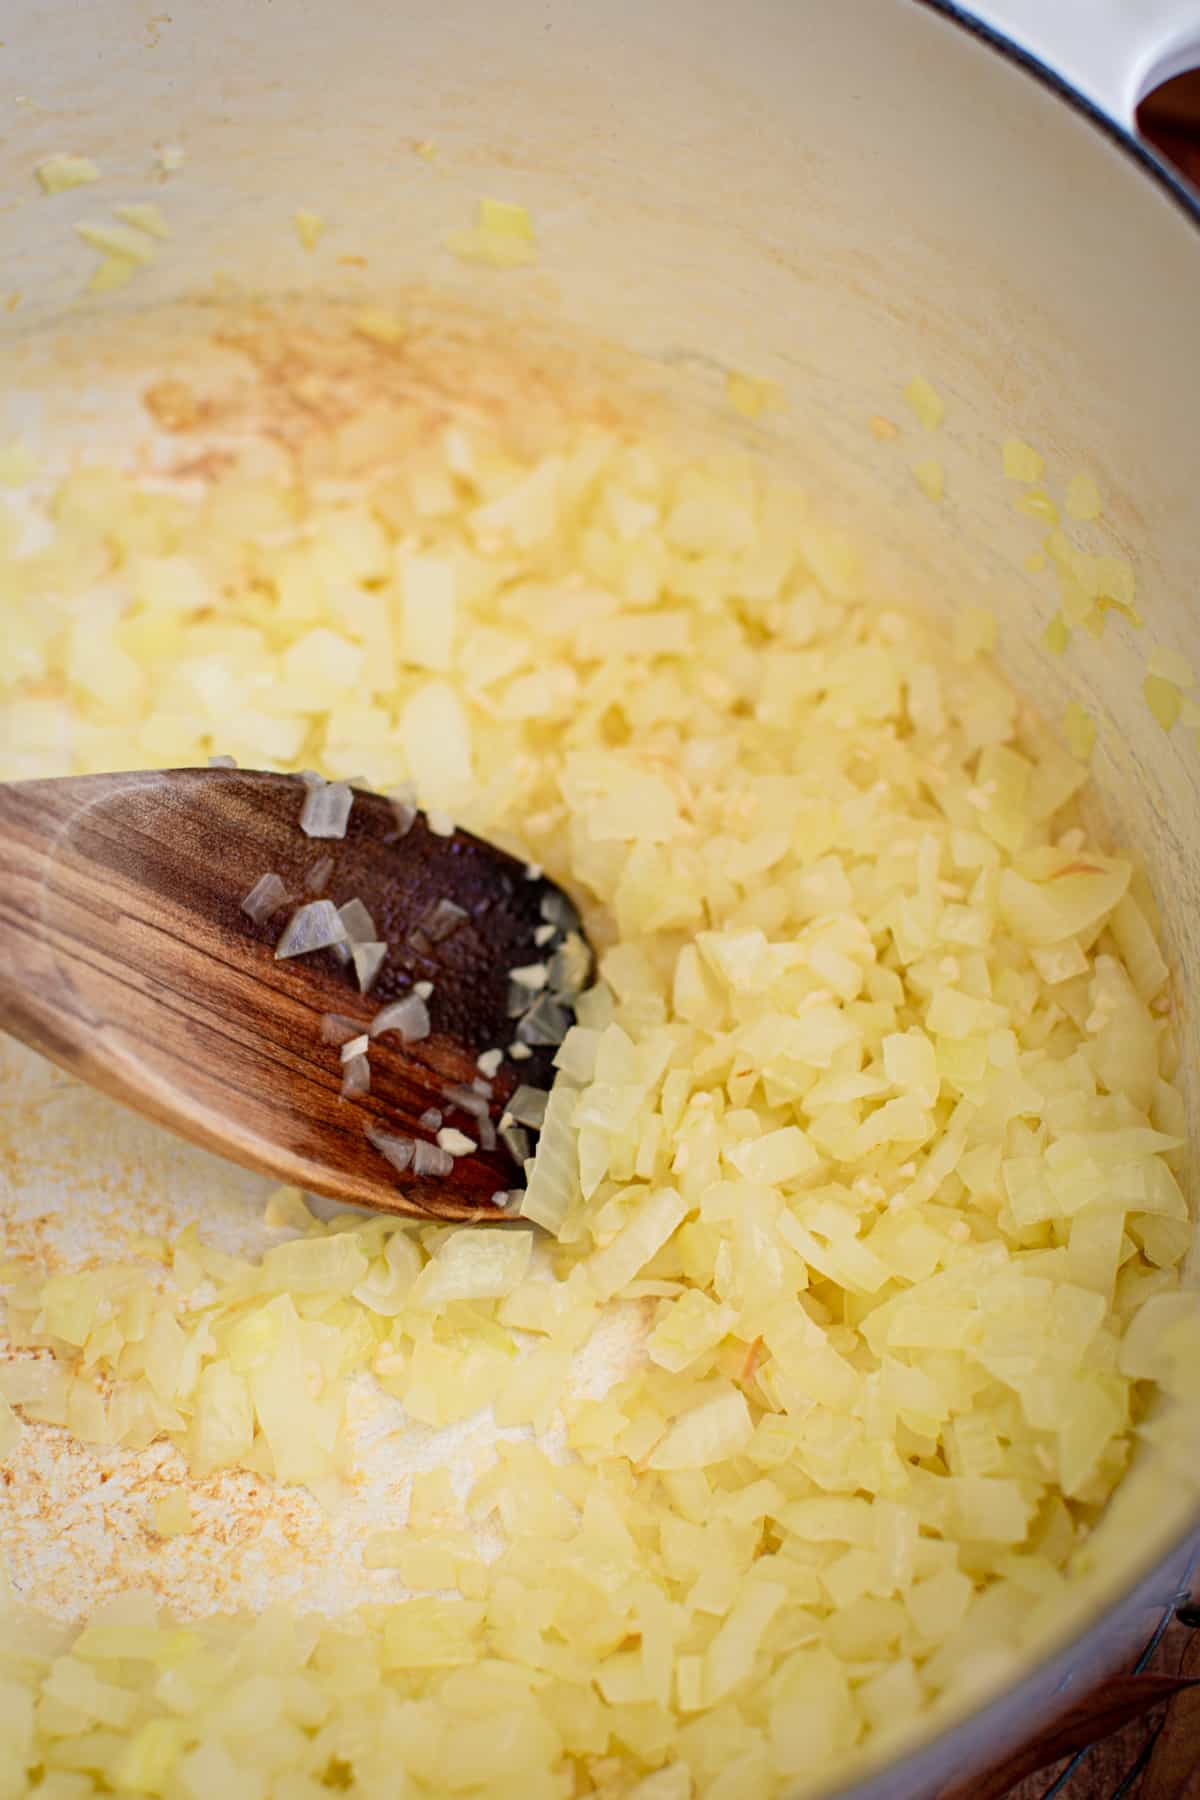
[{"x1": 0, "y1": 387, "x2": 1196, "y2": 1800}]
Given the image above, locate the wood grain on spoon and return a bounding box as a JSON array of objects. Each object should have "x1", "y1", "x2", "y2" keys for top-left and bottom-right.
[{"x1": 0, "y1": 768, "x2": 586, "y2": 1221}]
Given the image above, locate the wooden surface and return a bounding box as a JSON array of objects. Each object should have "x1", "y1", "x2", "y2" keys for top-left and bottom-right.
[
  {"x1": 1140, "y1": 75, "x2": 1200, "y2": 189},
  {"x1": 999, "y1": 1617, "x2": 1200, "y2": 1799},
  {"x1": 0, "y1": 769, "x2": 577, "y2": 1220},
  {"x1": 982, "y1": 1564, "x2": 1200, "y2": 1799}
]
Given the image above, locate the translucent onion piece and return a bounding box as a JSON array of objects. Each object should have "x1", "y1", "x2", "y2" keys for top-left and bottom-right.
[
  {"x1": 388, "y1": 787, "x2": 419, "y2": 838},
  {"x1": 547, "y1": 932, "x2": 590, "y2": 998},
  {"x1": 507, "y1": 980, "x2": 535, "y2": 1019},
  {"x1": 500, "y1": 1122, "x2": 533, "y2": 1167},
  {"x1": 412, "y1": 1140, "x2": 455, "y2": 1177},
  {"x1": 339, "y1": 1035, "x2": 370, "y2": 1062},
  {"x1": 505, "y1": 1085, "x2": 549, "y2": 1130},
  {"x1": 340, "y1": 1054, "x2": 371, "y2": 1098},
  {"x1": 370, "y1": 995, "x2": 431, "y2": 1042},
  {"x1": 418, "y1": 898, "x2": 469, "y2": 944},
  {"x1": 509, "y1": 962, "x2": 549, "y2": 991},
  {"x1": 515, "y1": 993, "x2": 572, "y2": 1047},
  {"x1": 338, "y1": 897, "x2": 378, "y2": 944},
  {"x1": 444, "y1": 1080, "x2": 496, "y2": 1152},
  {"x1": 365, "y1": 1125, "x2": 414, "y2": 1173},
  {"x1": 436, "y1": 1128, "x2": 476, "y2": 1157},
  {"x1": 275, "y1": 900, "x2": 348, "y2": 959},
  {"x1": 519, "y1": 1078, "x2": 581, "y2": 1232},
  {"x1": 419, "y1": 1108, "x2": 443, "y2": 1130},
  {"x1": 352, "y1": 941, "x2": 388, "y2": 994},
  {"x1": 240, "y1": 871, "x2": 289, "y2": 925},
  {"x1": 299, "y1": 779, "x2": 354, "y2": 839},
  {"x1": 305, "y1": 855, "x2": 335, "y2": 894},
  {"x1": 442, "y1": 1084, "x2": 491, "y2": 1121},
  {"x1": 539, "y1": 888, "x2": 581, "y2": 934},
  {"x1": 208, "y1": 753, "x2": 237, "y2": 769}
]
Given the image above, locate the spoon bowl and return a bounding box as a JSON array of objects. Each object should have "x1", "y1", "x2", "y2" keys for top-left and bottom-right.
[{"x1": 0, "y1": 768, "x2": 587, "y2": 1220}]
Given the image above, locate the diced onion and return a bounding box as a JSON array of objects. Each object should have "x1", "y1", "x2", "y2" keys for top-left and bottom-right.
[
  {"x1": 519, "y1": 1079, "x2": 581, "y2": 1232},
  {"x1": 548, "y1": 933, "x2": 590, "y2": 998},
  {"x1": 240, "y1": 871, "x2": 289, "y2": 925},
  {"x1": 417, "y1": 898, "x2": 469, "y2": 944},
  {"x1": 412, "y1": 1140, "x2": 455, "y2": 1177},
  {"x1": 338, "y1": 897, "x2": 378, "y2": 944},
  {"x1": 388, "y1": 789, "x2": 419, "y2": 837},
  {"x1": 370, "y1": 995, "x2": 431, "y2": 1042},
  {"x1": 339, "y1": 1035, "x2": 370, "y2": 1062},
  {"x1": 305, "y1": 855, "x2": 335, "y2": 893},
  {"x1": 500, "y1": 1122, "x2": 533, "y2": 1166},
  {"x1": 365, "y1": 1125, "x2": 414, "y2": 1173},
  {"x1": 340, "y1": 1054, "x2": 370, "y2": 1098},
  {"x1": 436, "y1": 1128, "x2": 476, "y2": 1157},
  {"x1": 516, "y1": 994, "x2": 572, "y2": 1047},
  {"x1": 299, "y1": 778, "x2": 354, "y2": 839},
  {"x1": 506, "y1": 1085, "x2": 549, "y2": 1130},
  {"x1": 539, "y1": 888, "x2": 581, "y2": 934},
  {"x1": 275, "y1": 899, "x2": 348, "y2": 959},
  {"x1": 352, "y1": 942, "x2": 388, "y2": 993},
  {"x1": 442, "y1": 1084, "x2": 491, "y2": 1120},
  {"x1": 36, "y1": 152, "x2": 100, "y2": 193},
  {"x1": 509, "y1": 962, "x2": 549, "y2": 991}
]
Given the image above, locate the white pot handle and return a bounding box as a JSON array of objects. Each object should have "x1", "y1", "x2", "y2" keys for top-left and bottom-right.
[{"x1": 961, "y1": 0, "x2": 1200, "y2": 127}]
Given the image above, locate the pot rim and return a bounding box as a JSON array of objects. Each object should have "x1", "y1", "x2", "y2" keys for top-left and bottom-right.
[
  {"x1": 926, "y1": 0, "x2": 1200, "y2": 229},
  {"x1": 831, "y1": 15, "x2": 1200, "y2": 1797}
]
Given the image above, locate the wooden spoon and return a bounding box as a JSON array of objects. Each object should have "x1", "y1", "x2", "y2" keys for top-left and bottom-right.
[{"x1": 0, "y1": 768, "x2": 589, "y2": 1221}]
